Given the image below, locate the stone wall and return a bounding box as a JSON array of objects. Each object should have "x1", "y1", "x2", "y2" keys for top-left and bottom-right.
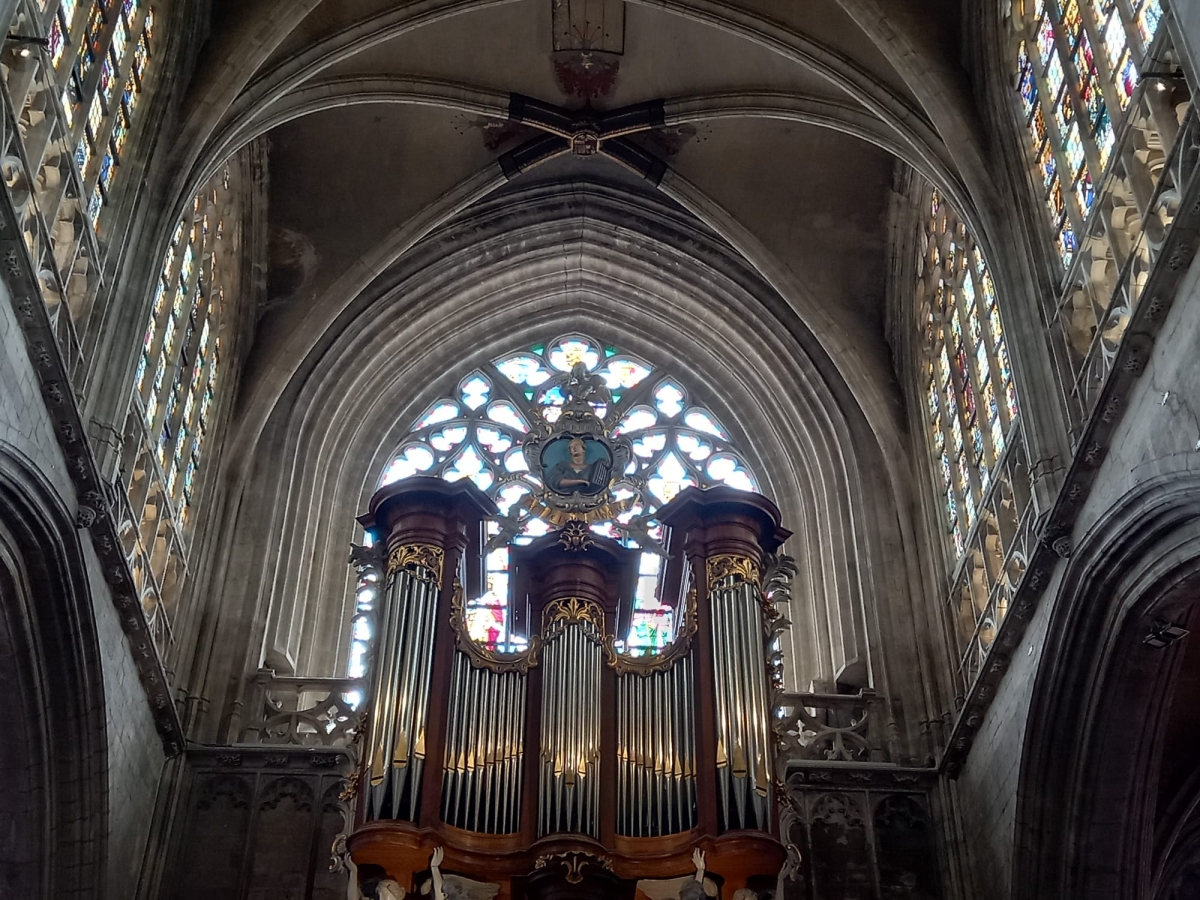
[
  {"x1": 164, "y1": 747, "x2": 353, "y2": 900},
  {"x1": 949, "y1": 251, "x2": 1200, "y2": 897},
  {"x1": 0, "y1": 279, "x2": 169, "y2": 897}
]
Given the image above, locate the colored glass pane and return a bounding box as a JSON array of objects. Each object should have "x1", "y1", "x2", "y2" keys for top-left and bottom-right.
[
  {"x1": 110, "y1": 109, "x2": 129, "y2": 154},
  {"x1": 1056, "y1": 223, "x2": 1077, "y2": 267},
  {"x1": 1046, "y1": 54, "x2": 1065, "y2": 98},
  {"x1": 1046, "y1": 177, "x2": 1065, "y2": 219},
  {"x1": 77, "y1": 3, "x2": 105, "y2": 85},
  {"x1": 87, "y1": 184, "x2": 103, "y2": 222},
  {"x1": 49, "y1": 15, "x2": 67, "y2": 67},
  {"x1": 99, "y1": 54, "x2": 116, "y2": 101},
  {"x1": 1095, "y1": 108, "x2": 1115, "y2": 167},
  {"x1": 1075, "y1": 170, "x2": 1095, "y2": 217},
  {"x1": 1054, "y1": 89, "x2": 1074, "y2": 138},
  {"x1": 111, "y1": 14, "x2": 130, "y2": 61},
  {"x1": 97, "y1": 151, "x2": 114, "y2": 190},
  {"x1": 1037, "y1": 14, "x2": 1058, "y2": 67},
  {"x1": 1116, "y1": 54, "x2": 1137, "y2": 108},
  {"x1": 1031, "y1": 106, "x2": 1048, "y2": 145},
  {"x1": 1061, "y1": 0, "x2": 1082, "y2": 43},
  {"x1": 1102, "y1": 14, "x2": 1126, "y2": 68},
  {"x1": 1036, "y1": 143, "x2": 1057, "y2": 189},
  {"x1": 1136, "y1": 0, "x2": 1163, "y2": 45}
]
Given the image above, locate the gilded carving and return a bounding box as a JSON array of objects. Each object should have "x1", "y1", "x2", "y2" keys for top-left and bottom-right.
[
  {"x1": 603, "y1": 587, "x2": 698, "y2": 674},
  {"x1": 448, "y1": 579, "x2": 540, "y2": 673},
  {"x1": 543, "y1": 596, "x2": 605, "y2": 630},
  {"x1": 387, "y1": 543, "x2": 445, "y2": 582},
  {"x1": 533, "y1": 851, "x2": 612, "y2": 884},
  {"x1": 707, "y1": 553, "x2": 761, "y2": 588},
  {"x1": 558, "y1": 519, "x2": 595, "y2": 551}
]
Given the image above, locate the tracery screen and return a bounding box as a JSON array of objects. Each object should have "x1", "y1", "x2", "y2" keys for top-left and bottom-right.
[{"x1": 347, "y1": 336, "x2": 759, "y2": 675}]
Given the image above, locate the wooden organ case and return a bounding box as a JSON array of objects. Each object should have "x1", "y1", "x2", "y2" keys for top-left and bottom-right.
[{"x1": 348, "y1": 476, "x2": 793, "y2": 900}]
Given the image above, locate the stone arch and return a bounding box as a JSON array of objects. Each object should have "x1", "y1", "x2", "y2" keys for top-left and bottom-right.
[
  {"x1": 0, "y1": 447, "x2": 108, "y2": 897},
  {"x1": 189, "y1": 178, "x2": 934, "y2": 757},
  {"x1": 1015, "y1": 464, "x2": 1200, "y2": 898}
]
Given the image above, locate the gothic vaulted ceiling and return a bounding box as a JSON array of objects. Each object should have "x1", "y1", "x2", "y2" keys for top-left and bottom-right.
[
  {"x1": 173, "y1": 0, "x2": 984, "y2": 691},
  {"x1": 178, "y1": 0, "x2": 979, "y2": 470}
]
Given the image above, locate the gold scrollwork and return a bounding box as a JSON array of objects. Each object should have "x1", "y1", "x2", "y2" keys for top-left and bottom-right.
[
  {"x1": 543, "y1": 597, "x2": 605, "y2": 632},
  {"x1": 337, "y1": 771, "x2": 361, "y2": 803},
  {"x1": 558, "y1": 519, "x2": 595, "y2": 551},
  {"x1": 603, "y1": 587, "x2": 699, "y2": 675},
  {"x1": 387, "y1": 544, "x2": 445, "y2": 582},
  {"x1": 448, "y1": 580, "x2": 540, "y2": 673},
  {"x1": 533, "y1": 851, "x2": 612, "y2": 884},
  {"x1": 707, "y1": 553, "x2": 761, "y2": 588}
]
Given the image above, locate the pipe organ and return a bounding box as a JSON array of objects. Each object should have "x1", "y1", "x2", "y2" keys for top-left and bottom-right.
[{"x1": 349, "y1": 368, "x2": 793, "y2": 899}]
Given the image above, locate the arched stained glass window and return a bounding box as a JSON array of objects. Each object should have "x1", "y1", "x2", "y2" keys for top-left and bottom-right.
[
  {"x1": 1010, "y1": 0, "x2": 1166, "y2": 269},
  {"x1": 347, "y1": 335, "x2": 759, "y2": 678},
  {"x1": 117, "y1": 164, "x2": 242, "y2": 658},
  {"x1": 917, "y1": 194, "x2": 1019, "y2": 561},
  {"x1": 6, "y1": 0, "x2": 156, "y2": 228}
]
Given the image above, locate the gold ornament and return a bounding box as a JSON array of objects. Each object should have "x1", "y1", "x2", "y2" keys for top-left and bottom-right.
[
  {"x1": 558, "y1": 519, "x2": 595, "y2": 551},
  {"x1": 448, "y1": 579, "x2": 540, "y2": 673},
  {"x1": 544, "y1": 596, "x2": 605, "y2": 630},
  {"x1": 603, "y1": 587, "x2": 698, "y2": 674},
  {"x1": 386, "y1": 544, "x2": 444, "y2": 582},
  {"x1": 707, "y1": 553, "x2": 761, "y2": 588}
]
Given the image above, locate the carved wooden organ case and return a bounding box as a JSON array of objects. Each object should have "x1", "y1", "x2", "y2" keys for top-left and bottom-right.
[{"x1": 349, "y1": 475, "x2": 792, "y2": 900}]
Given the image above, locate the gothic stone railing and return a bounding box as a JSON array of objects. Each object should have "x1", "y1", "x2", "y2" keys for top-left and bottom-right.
[
  {"x1": 236, "y1": 670, "x2": 366, "y2": 749},
  {"x1": 776, "y1": 691, "x2": 892, "y2": 765}
]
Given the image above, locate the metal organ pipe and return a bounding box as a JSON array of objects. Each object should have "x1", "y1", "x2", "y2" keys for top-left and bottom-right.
[
  {"x1": 709, "y1": 576, "x2": 773, "y2": 831},
  {"x1": 440, "y1": 650, "x2": 527, "y2": 834},
  {"x1": 538, "y1": 605, "x2": 603, "y2": 838},
  {"x1": 615, "y1": 651, "x2": 698, "y2": 837},
  {"x1": 368, "y1": 563, "x2": 440, "y2": 822}
]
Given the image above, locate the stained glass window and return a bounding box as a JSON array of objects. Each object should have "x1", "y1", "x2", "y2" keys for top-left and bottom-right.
[
  {"x1": 919, "y1": 194, "x2": 1019, "y2": 563},
  {"x1": 130, "y1": 165, "x2": 238, "y2": 520},
  {"x1": 375, "y1": 335, "x2": 759, "y2": 656},
  {"x1": 41, "y1": 0, "x2": 156, "y2": 226},
  {"x1": 1010, "y1": 0, "x2": 1167, "y2": 271}
]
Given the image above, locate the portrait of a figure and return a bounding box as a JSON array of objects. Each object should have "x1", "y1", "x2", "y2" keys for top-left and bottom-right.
[{"x1": 541, "y1": 435, "x2": 612, "y2": 496}]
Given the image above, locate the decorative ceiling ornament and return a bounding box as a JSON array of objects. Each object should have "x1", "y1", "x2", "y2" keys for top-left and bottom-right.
[{"x1": 552, "y1": 51, "x2": 621, "y2": 102}]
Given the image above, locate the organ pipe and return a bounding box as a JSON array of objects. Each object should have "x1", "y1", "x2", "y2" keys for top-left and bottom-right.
[
  {"x1": 710, "y1": 574, "x2": 773, "y2": 831},
  {"x1": 615, "y1": 651, "x2": 698, "y2": 836},
  {"x1": 441, "y1": 650, "x2": 527, "y2": 833},
  {"x1": 351, "y1": 478, "x2": 793, "y2": 897},
  {"x1": 368, "y1": 551, "x2": 441, "y2": 821},
  {"x1": 538, "y1": 599, "x2": 604, "y2": 838}
]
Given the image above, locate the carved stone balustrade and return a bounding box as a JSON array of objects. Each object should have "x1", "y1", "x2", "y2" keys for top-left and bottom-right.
[
  {"x1": 775, "y1": 691, "x2": 890, "y2": 765},
  {"x1": 238, "y1": 669, "x2": 366, "y2": 749}
]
